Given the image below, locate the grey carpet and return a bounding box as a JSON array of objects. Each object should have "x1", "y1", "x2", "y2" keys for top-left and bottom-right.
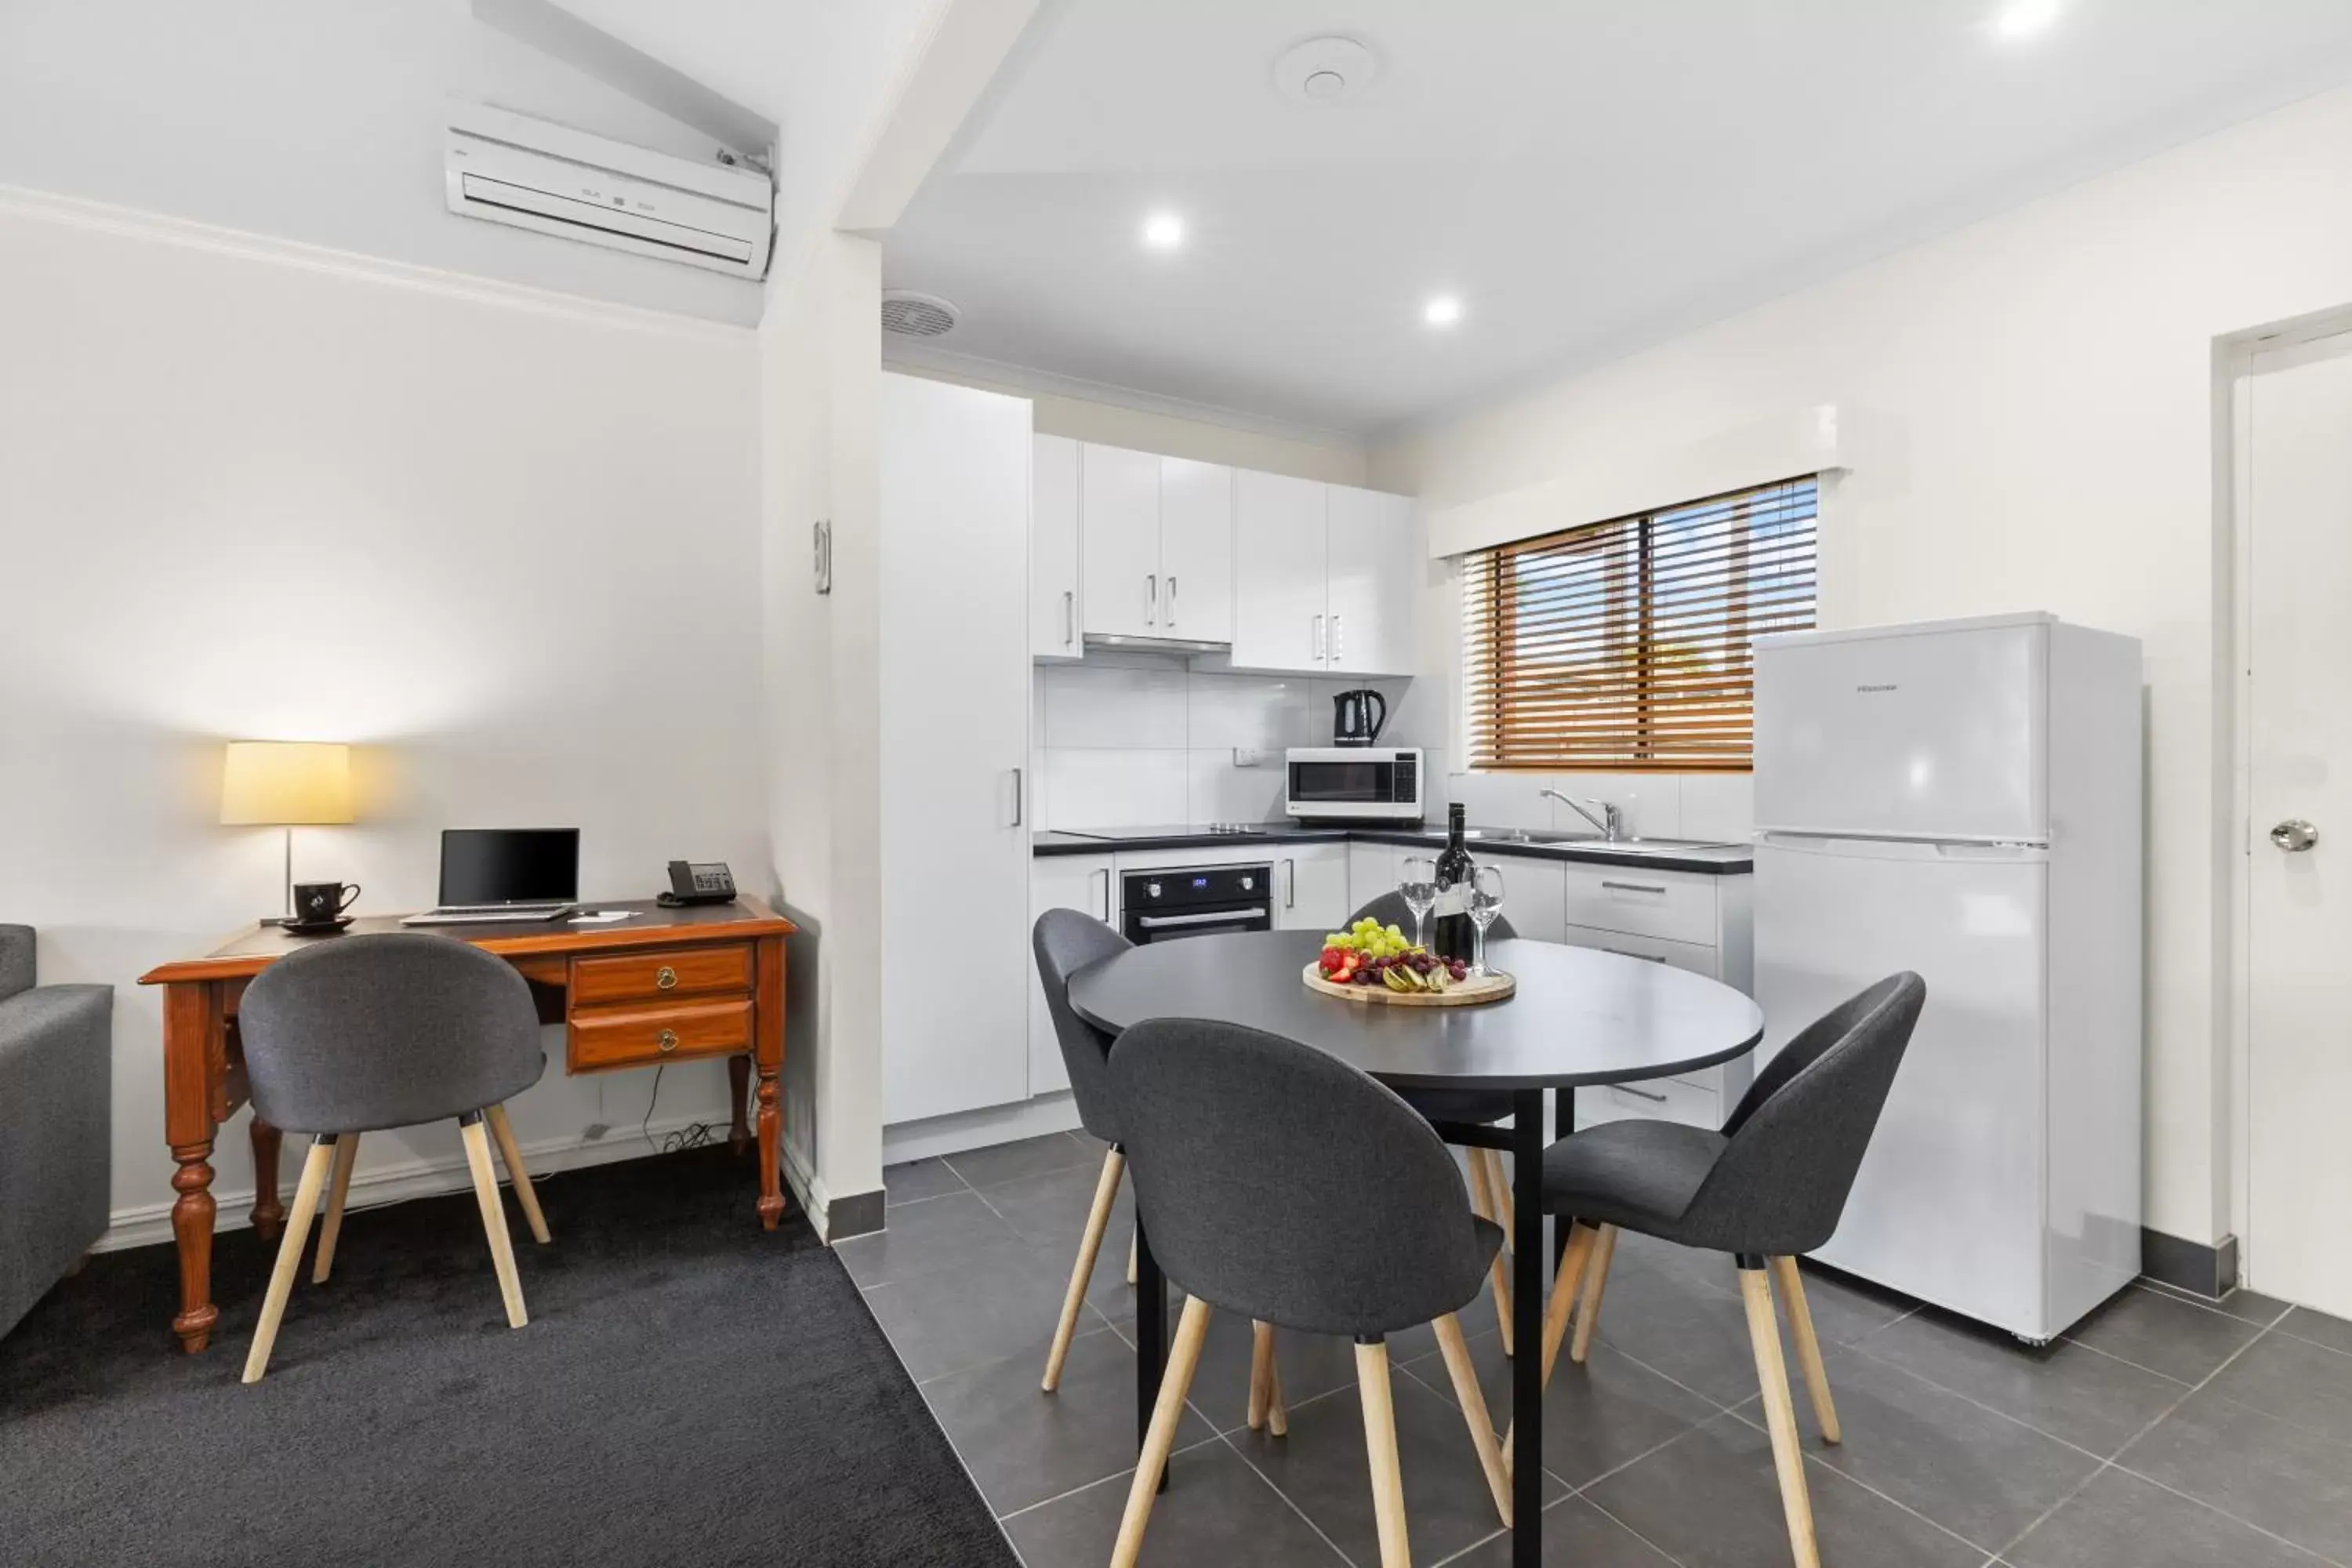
[{"x1": 0, "y1": 1145, "x2": 1018, "y2": 1568}]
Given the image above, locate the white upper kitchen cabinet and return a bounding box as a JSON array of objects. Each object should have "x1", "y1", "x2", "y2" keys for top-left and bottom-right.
[
  {"x1": 1080, "y1": 443, "x2": 1162, "y2": 638},
  {"x1": 1326, "y1": 485, "x2": 1417, "y2": 677},
  {"x1": 1157, "y1": 457, "x2": 1235, "y2": 644},
  {"x1": 1030, "y1": 433, "x2": 1081, "y2": 662},
  {"x1": 1231, "y1": 469, "x2": 1329, "y2": 670}
]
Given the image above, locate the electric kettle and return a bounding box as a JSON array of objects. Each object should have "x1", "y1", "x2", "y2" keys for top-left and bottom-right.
[{"x1": 1333, "y1": 688, "x2": 1387, "y2": 747}]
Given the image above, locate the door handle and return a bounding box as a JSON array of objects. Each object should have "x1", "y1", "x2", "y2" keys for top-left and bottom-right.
[
  {"x1": 2271, "y1": 819, "x2": 2319, "y2": 852},
  {"x1": 1092, "y1": 866, "x2": 1111, "y2": 922},
  {"x1": 1331, "y1": 614, "x2": 1343, "y2": 664},
  {"x1": 1146, "y1": 573, "x2": 1156, "y2": 626},
  {"x1": 1011, "y1": 768, "x2": 1024, "y2": 828},
  {"x1": 1283, "y1": 858, "x2": 1296, "y2": 909},
  {"x1": 1136, "y1": 908, "x2": 1269, "y2": 929},
  {"x1": 1312, "y1": 614, "x2": 1325, "y2": 662},
  {"x1": 1063, "y1": 589, "x2": 1074, "y2": 646},
  {"x1": 1167, "y1": 575, "x2": 1177, "y2": 628}
]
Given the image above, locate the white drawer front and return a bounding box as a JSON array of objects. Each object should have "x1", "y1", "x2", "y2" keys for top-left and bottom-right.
[
  {"x1": 1578, "y1": 1075, "x2": 1721, "y2": 1131},
  {"x1": 1560, "y1": 864, "x2": 1717, "y2": 946},
  {"x1": 1561, "y1": 924, "x2": 1719, "y2": 978}
]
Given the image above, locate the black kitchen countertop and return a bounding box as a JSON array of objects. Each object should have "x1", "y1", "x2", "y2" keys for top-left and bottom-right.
[{"x1": 1033, "y1": 823, "x2": 1753, "y2": 874}]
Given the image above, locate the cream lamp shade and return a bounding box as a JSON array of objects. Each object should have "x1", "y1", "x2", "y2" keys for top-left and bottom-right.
[{"x1": 220, "y1": 742, "x2": 354, "y2": 826}]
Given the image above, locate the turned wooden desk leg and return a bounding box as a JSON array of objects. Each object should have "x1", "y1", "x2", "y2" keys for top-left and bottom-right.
[
  {"x1": 753, "y1": 935, "x2": 787, "y2": 1229},
  {"x1": 728, "y1": 1054, "x2": 752, "y2": 1157},
  {"x1": 163, "y1": 982, "x2": 226, "y2": 1353},
  {"x1": 249, "y1": 1116, "x2": 287, "y2": 1239}
]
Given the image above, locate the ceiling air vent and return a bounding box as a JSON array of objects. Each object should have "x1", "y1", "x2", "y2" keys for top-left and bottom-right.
[{"x1": 881, "y1": 291, "x2": 959, "y2": 338}]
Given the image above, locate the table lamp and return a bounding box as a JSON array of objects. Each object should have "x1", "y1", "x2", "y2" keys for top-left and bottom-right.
[{"x1": 220, "y1": 741, "x2": 354, "y2": 926}]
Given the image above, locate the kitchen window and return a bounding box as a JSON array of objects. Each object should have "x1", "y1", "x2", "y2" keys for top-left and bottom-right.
[{"x1": 1461, "y1": 475, "x2": 1817, "y2": 771}]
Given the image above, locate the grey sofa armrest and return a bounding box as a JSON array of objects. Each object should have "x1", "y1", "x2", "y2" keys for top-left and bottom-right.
[
  {"x1": 0, "y1": 983, "x2": 113, "y2": 1340},
  {"x1": 0, "y1": 925, "x2": 31, "y2": 1004}
]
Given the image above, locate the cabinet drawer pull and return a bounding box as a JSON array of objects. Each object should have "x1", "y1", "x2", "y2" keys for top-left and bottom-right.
[
  {"x1": 657, "y1": 1029, "x2": 680, "y2": 1053},
  {"x1": 1599, "y1": 880, "x2": 1667, "y2": 895},
  {"x1": 1063, "y1": 589, "x2": 1074, "y2": 646},
  {"x1": 1611, "y1": 1083, "x2": 1668, "y2": 1103},
  {"x1": 655, "y1": 965, "x2": 678, "y2": 990},
  {"x1": 1604, "y1": 947, "x2": 1668, "y2": 964}
]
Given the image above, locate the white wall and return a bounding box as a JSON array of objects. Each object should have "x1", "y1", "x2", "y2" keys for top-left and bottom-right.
[
  {"x1": 1374, "y1": 82, "x2": 2352, "y2": 1248},
  {"x1": 0, "y1": 191, "x2": 767, "y2": 1243}
]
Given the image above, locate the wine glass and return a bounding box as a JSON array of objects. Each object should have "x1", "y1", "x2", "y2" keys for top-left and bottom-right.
[
  {"x1": 1468, "y1": 865, "x2": 1507, "y2": 977},
  {"x1": 1398, "y1": 856, "x2": 1438, "y2": 949}
]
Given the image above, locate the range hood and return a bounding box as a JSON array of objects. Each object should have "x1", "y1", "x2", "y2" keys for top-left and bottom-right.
[{"x1": 1083, "y1": 632, "x2": 1231, "y2": 656}]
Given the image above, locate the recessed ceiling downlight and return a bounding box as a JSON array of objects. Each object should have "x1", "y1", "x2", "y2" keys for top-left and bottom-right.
[
  {"x1": 880, "y1": 290, "x2": 959, "y2": 338},
  {"x1": 1276, "y1": 36, "x2": 1376, "y2": 106}
]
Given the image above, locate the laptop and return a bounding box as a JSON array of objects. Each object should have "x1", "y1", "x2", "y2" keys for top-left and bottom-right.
[{"x1": 400, "y1": 829, "x2": 580, "y2": 925}]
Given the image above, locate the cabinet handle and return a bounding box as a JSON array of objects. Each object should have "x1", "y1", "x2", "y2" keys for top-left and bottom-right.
[
  {"x1": 1332, "y1": 613, "x2": 1343, "y2": 663},
  {"x1": 1011, "y1": 767, "x2": 1025, "y2": 828},
  {"x1": 1167, "y1": 575, "x2": 1177, "y2": 628},
  {"x1": 1283, "y1": 858, "x2": 1296, "y2": 909},
  {"x1": 655, "y1": 965, "x2": 678, "y2": 989},
  {"x1": 1092, "y1": 866, "x2": 1111, "y2": 922},
  {"x1": 1603, "y1": 947, "x2": 1667, "y2": 964},
  {"x1": 1610, "y1": 1082, "x2": 1668, "y2": 1103},
  {"x1": 1146, "y1": 573, "x2": 1156, "y2": 625},
  {"x1": 1063, "y1": 589, "x2": 1074, "y2": 646},
  {"x1": 657, "y1": 1029, "x2": 680, "y2": 1054},
  {"x1": 1312, "y1": 614, "x2": 1325, "y2": 662},
  {"x1": 1599, "y1": 880, "x2": 1667, "y2": 895}
]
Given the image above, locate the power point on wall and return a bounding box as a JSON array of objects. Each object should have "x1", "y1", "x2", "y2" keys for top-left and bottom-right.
[
  {"x1": 582, "y1": 1122, "x2": 609, "y2": 1142},
  {"x1": 1233, "y1": 747, "x2": 1266, "y2": 767}
]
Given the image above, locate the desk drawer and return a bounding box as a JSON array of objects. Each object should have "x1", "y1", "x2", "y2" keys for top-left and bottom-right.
[
  {"x1": 571, "y1": 945, "x2": 751, "y2": 1007},
  {"x1": 569, "y1": 999, "x2": 751, "y2": 1073},
  {"x1": 1559, "y1": 866, "x2": 1716, "y2": 946}
]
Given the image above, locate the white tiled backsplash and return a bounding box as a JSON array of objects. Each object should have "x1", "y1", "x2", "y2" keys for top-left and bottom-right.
[{"x1": 1029, "y1": 652, "x2": 1757, "y2": 842}]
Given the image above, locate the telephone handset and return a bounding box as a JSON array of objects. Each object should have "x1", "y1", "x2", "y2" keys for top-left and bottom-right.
[{"x1": 659, "y1": 861, "x2": 739, "y2": 907}]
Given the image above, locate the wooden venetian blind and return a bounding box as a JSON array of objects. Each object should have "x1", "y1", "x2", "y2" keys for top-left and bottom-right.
[{"x1": 1462, "y1": 475, "x2": 1817, "y2": 772}]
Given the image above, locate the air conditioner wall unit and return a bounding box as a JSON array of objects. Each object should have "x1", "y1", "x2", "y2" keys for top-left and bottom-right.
[{"x1": 444, "y1": 103, "x2": 773, "y2": 280}]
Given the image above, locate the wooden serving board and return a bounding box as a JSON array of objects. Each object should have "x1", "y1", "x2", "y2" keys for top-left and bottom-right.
[{"x1": 1301, "y1": 962, "x2": 1515, "y2": 1007}]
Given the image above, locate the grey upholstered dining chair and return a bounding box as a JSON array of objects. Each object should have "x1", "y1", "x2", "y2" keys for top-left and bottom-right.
[
  {"x1": 1032, "y1": 910, "x2": 1292, "y2": 1432},
  {"x1": 1349, "y1": 890, "x2": 1524, "y2": 1354},
  {"x1": 1526, "y1": 973, "x2": 1926, "y2": 1568},
  {"x1": 1106, "y1": 1017, "x2": 1512, "y2": 1568},
  {"x1": 235, "y1": 933, "x2": 554, "y2": 1384}
]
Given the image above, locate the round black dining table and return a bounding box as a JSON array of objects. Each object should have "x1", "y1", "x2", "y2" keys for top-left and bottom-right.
[{"x1": 1069, "y1": 929, "x2": 1766, "y2": 1568}]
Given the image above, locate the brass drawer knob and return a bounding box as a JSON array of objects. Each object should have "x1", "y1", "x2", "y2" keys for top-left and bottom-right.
[
  {"x1": 657, "y1": 1029, "x2": 680, "y2": 1053},
  {"x1": 655, "y1": 966, "x2": 678, "y2": 990}
]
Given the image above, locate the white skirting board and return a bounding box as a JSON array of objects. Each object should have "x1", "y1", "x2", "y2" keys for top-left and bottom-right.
[{"x1": 882, "y1": 1091, "x2": 1085, "y2": 1167}]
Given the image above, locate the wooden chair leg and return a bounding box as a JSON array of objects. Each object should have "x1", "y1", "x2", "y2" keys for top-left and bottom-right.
[
  {"x1": 1265, "y1": 1336, "x2": 1288, "y2": 1436},
  {"x1": 243, "y1": 1137, "x2": 336, "y2": 1384},
  {"x1": 1740, "y1": 1264, "x2": 1822, "y2": 1568},
  {"x1": 1504, "y1": 1218, "x2": 1597, "y2": 1460},
  {"x1": 1432, "y1": 1312, "x2": 1511, "y2": 1528},
  {"x1": 1772, "y1": 1256, "x2": 1841, "y2": 1444},
  {"x1": 1481, "y1": 1146, "x2": 1515, "y2": 1247},
  {"x1": 1465, "y1": 1146, "x2": 1515, "y2": 1356},
  {"x1": 1356, "y1": 1337, "x2": 1411, "y2": 1568},
  {"x1": 484, "y1": 1104, "x2": 550, "y2": 1245},
  {"x1": 1044, "y1": 1148, "x2": 1124, "y2": 1392},
  {"x1": 1248, "y1": 1320, "x2": 1274, "y2": 1429},
  {"x1": 1570, "y1": 1222, "x2": 1618, "y2": 1365},
  {"x1": 461, "y1": 1115, "x2": 528, "y2": 1330},
  {"x1": 1127, "y1": 1229, "x2": 1137, "y2": 1286},
  {"x1": 311, "y1": 1132, "x2": 362, "y2": 1284},
  {"x1": 1110, "y1": 1295, "x2": 1213, "y2": 1568}
]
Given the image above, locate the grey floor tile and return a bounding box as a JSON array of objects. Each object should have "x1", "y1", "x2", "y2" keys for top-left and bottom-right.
[
  {"x1": 1856, "y1": 1308, "x2": 2188, "y2": 1457},
  {"x1": 2277, "y1": 1305, "x2": 2352, "y2": 1357},
  {"x1": 2142, "y1": 1279, "x2": 2295, "y2": 1327},
  {"x1": 864, "y1": 1241, "x2": 1092, "y2": 1382},
  {"x1": 975, "y1": 1158, "x2": 1130, "y2": 1248},
  {"x1": 1582, "y1": 1255, "x2": 1769, "y2": 1407},
  {"x1": 1399, "y1": 1327, "x2": 1718, "y2": 1490},
  {"x1": 1756, "y1": 1341, "x2": 2104, "y2": 1553},
  {"x1": 1029, "y1": 1232, "x2": 1136, "y2": 1329},
  {"x1": 1584, "y1": 1412, "x2": 1984, "y2": 1568},
  {"x1": 1229, "y1": 1361, "x2": 1557, "y2": 1568},
  {"x1": 884, "y1": 1156, "x2": 967, "y2": 1207},
  {"x1": 1784, "y1": 1261, "x2": 1920, "y2": 1348},
  {"x1": 833, "y1": 1189, "x2": 1021, "y2": 1288},
  {"x1": 945, "y1": 1131, "x2": 1097, "y2": 1192},
  {"x1": 922, "y1": 1324, "x2": 1212, "y2": 1518},
  {"x1": 1001, "y1": 1441, "x2": 1348, "y2": 1568},
  {"x1": 1185, "y1": 1310, "x2": 1367, "y2": 1433},
  {"x1": 2120, "y1": 1385, "x2": 2352, "y2": 1563},
  {"x1": 2005, "y1": 1466, "x2": 2330, "y2": 1568},
  {"x1": 2062, "y1": 1285, "x2": 2269, "y2": 1384},
  {"x1": 2203, "y1": 1332, "x2": 2352, "y2": 1443},
  {"x1": 1447, "y1": 1495, "x2": 1682, "y2": 1566}
]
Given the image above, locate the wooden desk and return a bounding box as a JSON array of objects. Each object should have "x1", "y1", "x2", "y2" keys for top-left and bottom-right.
[{"x1": 138, "y1": 897, "x2": 797, "y2": 1354}]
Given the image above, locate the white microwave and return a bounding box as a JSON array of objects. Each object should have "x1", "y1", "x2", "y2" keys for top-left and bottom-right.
[{"x1": 1285, "y1": 747, "x2": 1425, "y2": 822}]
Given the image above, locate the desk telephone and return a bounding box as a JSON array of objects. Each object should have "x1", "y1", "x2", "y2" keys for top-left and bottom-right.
[{"x1": 659, "y1": 861, "x2": 739, "y2": 906}]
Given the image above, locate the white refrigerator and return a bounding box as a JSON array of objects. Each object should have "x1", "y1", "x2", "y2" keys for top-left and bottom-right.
[{"x1": 1753, "y1": 612, "x2": 2142, "y2": 1342}]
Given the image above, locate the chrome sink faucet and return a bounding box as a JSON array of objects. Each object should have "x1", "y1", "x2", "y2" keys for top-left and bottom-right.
[{"x1": 1541, "y1": 787, "x2": 1623, "y2": 841}]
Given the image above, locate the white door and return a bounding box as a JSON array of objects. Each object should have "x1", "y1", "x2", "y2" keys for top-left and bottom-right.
[
  {"x1": 1030, "y1": 433, "x2": 1081, "y2": 661},
  {"x1": 2245, "y1": 330, "x2": 2352, "y2": 1319},
  {"x1": 1029, "y1": 854, "x2": 1114, "y2": 1095},
  {"x1": 1755, "y1": 836, "x2": 2049, "y2": 1336},
  {"x1": 878, "y1": 373, "x2": 1033, "y2": 1124},
  {"x1": 1232, "y1": 469, "x2": 1328, "y2": 672},
  {"x1": 1755, "y1": 620, "x2": 2049, "y2": 842},
  {"x1": 1080, "y1": 443, "x2": 1161, "y2": 638},
  {"x1": 1158, "y1": 457, "x2": 1234, "y2": 644},
  {"x1": 1326, "y1": 486, "x2": 1417, "y2": 676}
]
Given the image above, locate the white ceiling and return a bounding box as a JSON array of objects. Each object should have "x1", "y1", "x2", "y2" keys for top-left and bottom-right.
[{"x1": 884, "y1": 0, "x2": 2352, "y2": 436}]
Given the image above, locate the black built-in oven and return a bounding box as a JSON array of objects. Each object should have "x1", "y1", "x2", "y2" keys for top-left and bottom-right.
[{"x1": 1120, "y1": 865, "x2": 1274, "y2": 944}]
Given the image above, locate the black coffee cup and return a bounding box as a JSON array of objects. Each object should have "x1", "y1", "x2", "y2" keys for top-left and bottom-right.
[{"x1": 292, "y1": 881, "x2": 361, "y2": 924}]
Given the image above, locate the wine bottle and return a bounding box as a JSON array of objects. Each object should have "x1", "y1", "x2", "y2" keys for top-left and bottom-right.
[{"x1": 1431, "y1": 802, "x2": 1476, "y2": 962}]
